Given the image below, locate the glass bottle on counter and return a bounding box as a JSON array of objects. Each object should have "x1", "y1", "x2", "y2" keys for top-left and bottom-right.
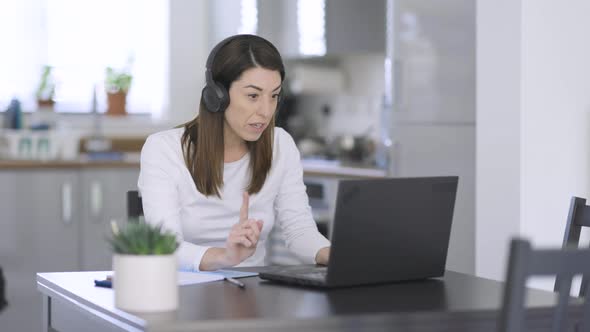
[{"x1": 3, "y1": 98, "x2": 23, "y2": 130}]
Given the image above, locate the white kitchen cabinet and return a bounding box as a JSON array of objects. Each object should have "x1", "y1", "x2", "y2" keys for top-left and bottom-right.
[
  {"x1": 0, "y1": 166, "x2": 140, "y2": 332},
  {"x1": 0, "y1": 170, "x2": 81, "y2": 332},
  {"x1": 17, "y1": 171, "x2": 82, "y2": 272},
  {"x1": 80, "y1": 168, "x2": 140, "y2": 271}
]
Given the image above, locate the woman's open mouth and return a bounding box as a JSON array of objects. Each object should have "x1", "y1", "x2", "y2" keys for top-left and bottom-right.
[{"x1": 248, "y1": 123, "x2": 266, "y2": 133}]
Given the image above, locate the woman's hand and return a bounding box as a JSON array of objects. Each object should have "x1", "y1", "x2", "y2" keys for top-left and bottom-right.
[
  {"x1": 315, "y1": 247, "x2": 331, "y2": 265},
  {"x1": 198, "y1": 192, "x2": 263, "y2": 271},
  {"x1": 222, "y1": 192, "x2": 264, "y2": 266}
]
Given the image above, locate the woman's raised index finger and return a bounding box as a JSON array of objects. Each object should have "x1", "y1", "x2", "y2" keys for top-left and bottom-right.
[{"x1": 240, "y1": 192, "x2": 249, "y2": 223}]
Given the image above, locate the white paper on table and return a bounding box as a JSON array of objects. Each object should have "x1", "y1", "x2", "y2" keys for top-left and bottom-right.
[{"x1": 177, "y1": 271, "x2": 224, "y2": 286}]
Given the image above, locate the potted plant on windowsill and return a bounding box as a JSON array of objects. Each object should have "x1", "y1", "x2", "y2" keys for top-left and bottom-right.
[
  {"x1": 108, "y1": 221, "x2": 179, "y2": 312},
  {"x1": 35, "y1": 65, "x2": 56, "y2": 110},
  {"x1": 105, "y1": 64, "x2": 132, "y2": 116}
]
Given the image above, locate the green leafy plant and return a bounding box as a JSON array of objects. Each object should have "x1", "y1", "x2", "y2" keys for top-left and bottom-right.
[
  {"x1": 105, "y1": 66, "x2": 133, "y2": 94},
  {"x1": 108, "y1": 221, "x2": 179, "y2": 255},
  {"x1": 35, "y1": 65, "x2": 56, "y2": 101}
]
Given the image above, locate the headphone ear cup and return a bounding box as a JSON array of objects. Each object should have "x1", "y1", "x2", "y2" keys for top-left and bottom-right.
[
  {"x1": 202, "y1": 86, "x2": 219, "y2": 113},
  {"x1": 202, "y1": 82, "x2": 230, "y2": 113}
]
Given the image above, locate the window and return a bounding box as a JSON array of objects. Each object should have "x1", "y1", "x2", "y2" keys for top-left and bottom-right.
[
  {"x1": 0, "y1": 0, "x2": 168, "y2": 116},
  {"x1": 297, "y1": 0, "x2": 326, "y2": 56},
  {"x1": 238, "y1": 0, "x2": 258, "y2": 35}
]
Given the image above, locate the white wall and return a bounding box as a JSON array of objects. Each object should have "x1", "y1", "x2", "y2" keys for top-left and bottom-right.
[
  {"x1": 477, "y1": 0, "x2": 590, "y2": 284},
  {"x1": 167, "y1": 0, "x2": 210, "y2": 126},
  {"x1": 208, "y1": 0, "x2": 243, "y2": 49},
  {"x1": 520, "y1": 0, "x2": 590, "y2": 246},
  {"x1": 476, "y1": 0, "x2": 523, "y2": 282}
]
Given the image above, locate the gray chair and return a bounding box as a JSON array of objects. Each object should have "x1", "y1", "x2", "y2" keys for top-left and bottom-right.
[
  {"x1": 557, "y1": 196, "x2": 590, "y2": 296},
  {"x1": 500, "y1": 238, "x2": 590, "y2": 332},
  {"x1": 126, "y1": 190, "x2": 143, "y2": 220},
  {"x1": 0, "y1": 266, "x2": 6, "y2": 313}
]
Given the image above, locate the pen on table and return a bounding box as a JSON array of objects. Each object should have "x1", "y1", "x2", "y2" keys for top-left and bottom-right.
[
  {"x1": 94, "y1": 279, "x2": 112, "y2": 288},
  {"x1": 224, "y1": 277, "x2": 245, "y2": 289}
]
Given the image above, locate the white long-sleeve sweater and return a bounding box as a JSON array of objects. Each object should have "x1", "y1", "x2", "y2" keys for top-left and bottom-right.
[{"x1": 138, "y1": 127, "x2": 330, "y2": 271}]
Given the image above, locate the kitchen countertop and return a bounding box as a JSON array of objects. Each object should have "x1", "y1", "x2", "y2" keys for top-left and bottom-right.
[
  {"x1": 0, "y1": 154, "x2": 142, "y2": 169},
  {"x1": 0, "y1": 156, "x2": 387, "y2": 178},
  {"x1": 0, "y1": 159, "x2": 140, "y2": 169},
  {"x1": 300, "y1": 159, "x2": 387, "y2": 178}
]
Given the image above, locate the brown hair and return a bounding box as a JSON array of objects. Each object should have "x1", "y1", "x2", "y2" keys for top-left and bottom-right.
[{"x1": 181, "y1": 35, "x2": 285, "y2": 198}]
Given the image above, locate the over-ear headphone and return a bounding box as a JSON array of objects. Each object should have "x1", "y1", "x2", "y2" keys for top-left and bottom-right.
[{"x1": 202, "y1": 34, "x2": 285, "y2": 113}]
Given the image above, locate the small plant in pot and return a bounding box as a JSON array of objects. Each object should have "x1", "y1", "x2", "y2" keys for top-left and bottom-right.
[
  {"x1": 104, "y1": 64, "x2": 132, "y2": 116},
  {"x1": 108, "y1": 221, "x2": 179, "y2": 312},
  {"x1": 35, "y1": 65, "x2": 56, "y2": 110}
]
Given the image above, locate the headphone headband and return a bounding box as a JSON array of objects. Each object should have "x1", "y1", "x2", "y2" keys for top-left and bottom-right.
[
  {"x1": 205, "y1": 35, "x2": 242, "y2": 74},
  {"x1": 205, "y1": 34, "x2": 281, "y2": 76}
]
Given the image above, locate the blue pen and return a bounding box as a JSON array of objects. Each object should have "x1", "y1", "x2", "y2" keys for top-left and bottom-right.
[{"x1": 94, "y1": 279, "x2": 112, "y2": 288}]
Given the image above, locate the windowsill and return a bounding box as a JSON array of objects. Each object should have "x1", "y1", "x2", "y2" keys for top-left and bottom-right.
[
  {"x1": 2, "y1": 112, "x2": 177, "y2": 137},
  {"x1": 57, "y1": 113, "x2": 177, "y2": 136}
]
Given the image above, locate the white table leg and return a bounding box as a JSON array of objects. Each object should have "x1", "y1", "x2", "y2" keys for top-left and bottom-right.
[{"x1": 42, "y1": 294, "x2": 50, "y2": 332}]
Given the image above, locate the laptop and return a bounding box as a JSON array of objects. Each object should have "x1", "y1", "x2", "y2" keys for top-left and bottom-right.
[{"x1": 259, "y1": 176, "x2": 458, "y2": 288}]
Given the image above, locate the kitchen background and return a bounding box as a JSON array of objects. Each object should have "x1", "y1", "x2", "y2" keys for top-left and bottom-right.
[{"x1": 2, "y1": 0, "x2": 477, "y2": 330}]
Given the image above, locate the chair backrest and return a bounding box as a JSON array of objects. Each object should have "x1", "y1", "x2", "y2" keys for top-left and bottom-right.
[
  {"x1": 0, "y1": 266, "x2": 6, "y2": 312},
  {"x1": 127, "y1": 190, "x2": 143, "y2": 219},
  {"x1": 557, "y1": 196, "x2": 590, "y2": 296},
  {"x1": 500, "y1": 238, "x2": 590, "y2": 332}
]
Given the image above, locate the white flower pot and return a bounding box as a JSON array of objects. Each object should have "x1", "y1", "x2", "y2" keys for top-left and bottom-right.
[{"x1": 113, "y1": 254, "x2": 178, "y2": 312}]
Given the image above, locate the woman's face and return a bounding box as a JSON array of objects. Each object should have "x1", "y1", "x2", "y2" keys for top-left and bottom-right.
[{"x1": 224, "y1": 66, "x2": 282, "y2": 144}]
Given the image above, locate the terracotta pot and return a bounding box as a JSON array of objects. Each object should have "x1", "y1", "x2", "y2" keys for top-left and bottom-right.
[
  {"x1": 36, "y1": 99, "x2": 55, "y2": 108},
  {"x1": 107, "y1": 91, "x2": 127, "y2": 116},
  {"x1": 37, "y1": 99, "x2": 55, "y2": 113}
]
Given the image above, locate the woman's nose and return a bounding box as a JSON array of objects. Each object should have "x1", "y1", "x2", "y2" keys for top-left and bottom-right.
[{"x1": 257, "y1": 99, "x2": 275, "y2": 117}]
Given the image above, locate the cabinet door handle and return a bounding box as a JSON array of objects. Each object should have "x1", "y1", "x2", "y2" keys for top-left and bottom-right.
[
  {"x1": 90, "y1": 181, "x2": 103, "y2": 222},
  {"x1": 61, "y1": 182, "x2": 72, "y2": 225},
  {"x1": 394, "y1": 58, "x2": 404, "y2": 111},
  {"x1": 391, "y1": 141, "x2": 400, "y2": 177}
]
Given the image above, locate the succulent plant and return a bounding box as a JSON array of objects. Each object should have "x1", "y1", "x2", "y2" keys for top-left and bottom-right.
[{"x1": 108, "y1": 221, "x2": 179, "y2": 255}]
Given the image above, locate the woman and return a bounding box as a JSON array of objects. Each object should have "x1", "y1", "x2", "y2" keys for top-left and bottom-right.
[{"x1": 138, "y1": 34, "x2": 331, "y2": 271}]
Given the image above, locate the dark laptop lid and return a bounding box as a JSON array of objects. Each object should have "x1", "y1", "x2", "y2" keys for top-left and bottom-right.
[{"x1": 326, "y1": 176, "x2": 458, "y2": 287}]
